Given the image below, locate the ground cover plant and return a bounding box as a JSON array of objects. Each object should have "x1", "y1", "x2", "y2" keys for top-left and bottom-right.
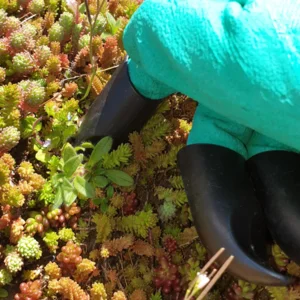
[{"x1": 1, "y1": 0, "x2": 300, "y2": 299}]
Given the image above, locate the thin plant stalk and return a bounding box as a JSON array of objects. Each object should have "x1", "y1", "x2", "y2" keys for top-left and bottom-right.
[
  {"x1": 184, "y1": 248, "x2": 234, "y2": 300},
  {"x1": 200, "y1": 247, "x2": 225, "y2": 274},
  {"x1": 197, "y1": 256, "x2": 234, "y2": 300},
  {"x1": 80, "y1": 0, "x2": 106, "y2": 101}
]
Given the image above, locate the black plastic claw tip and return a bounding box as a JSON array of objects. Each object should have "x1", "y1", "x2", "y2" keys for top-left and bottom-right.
[
  {"x1": 73, "y1": 57, "x2": 162, "y2": 147},
  {"x1": 248, "y1": 151, "x2": 300, "y2": 266},
  {"x1": 177, "y1": 144, "x2": 294, "y2": 286}
]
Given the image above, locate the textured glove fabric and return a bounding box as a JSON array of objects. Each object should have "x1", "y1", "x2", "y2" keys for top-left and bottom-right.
[
  {"x1": 246, "y1": 132, "x2": 296, "y2": 158},
  {"x1": 187, "y1": 104, "x2": 253, "y2": 158},
  {"x1": 128, "y1": 59, "x2": 175, "y2": 99},
  {"x1": 123, "y1": 0, "x2": 300, "y2": 156}
]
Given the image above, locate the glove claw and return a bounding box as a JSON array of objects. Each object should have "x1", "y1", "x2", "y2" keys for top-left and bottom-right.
[
  {"x1": 73, "y1": 57, "x2": 162, "y2": 147},
  {"x1": 178, "y1": 144, "x2": 294, "y2": 285},
  {"x1": 248, "y1": 151, "x2": 300, "y2": 266}
]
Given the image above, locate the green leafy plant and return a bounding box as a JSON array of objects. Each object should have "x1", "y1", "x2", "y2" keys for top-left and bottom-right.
[
  {"x1": 84, "y1": 136, "x2": 134, "y2": 209},
  {"x1": 103, "y1": 12, "x2": 123, "y2": 38},
  {"x1": 51, "y1": 143, "x2": 84, "y2": 209},
  {"x1": 0, "y1": 289, "x2": 8, "y2": 298},
  {"x1": 51, "y1": 136, "x2": 134, "y2": 209}
]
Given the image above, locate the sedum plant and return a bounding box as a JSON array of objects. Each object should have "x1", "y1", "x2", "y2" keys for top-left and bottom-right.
[{"x1": 0, "y1": 0, "x2": 297, "y2": 298}]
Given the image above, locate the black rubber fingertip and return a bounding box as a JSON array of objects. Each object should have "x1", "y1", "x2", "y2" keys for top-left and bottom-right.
[{"x1": 248, "y1": 151, "x2": 300, "y2": 266}]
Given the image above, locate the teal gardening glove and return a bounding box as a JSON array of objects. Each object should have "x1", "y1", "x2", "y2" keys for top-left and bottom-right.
[
  {"x1": 124, "y1": 0, "x2": 300, "y2": 156},
  {"x1": 76, "y1": 0, "x2": 300, "y2": 286}
]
